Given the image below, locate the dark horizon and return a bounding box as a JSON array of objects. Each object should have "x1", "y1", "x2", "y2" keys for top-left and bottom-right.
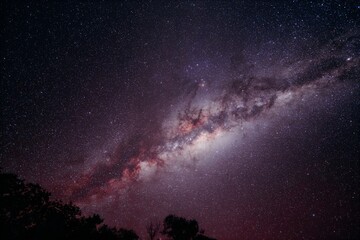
[
  {"x1": 1, "y1": 1, "x2": 359, "y2": 239},
  {"x1": 1, "y1": 170, "x2": 216, "y2": 240}
]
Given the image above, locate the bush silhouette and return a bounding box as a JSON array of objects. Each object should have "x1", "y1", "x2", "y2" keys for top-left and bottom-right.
[
  {"x1": 0, "y1": 171, "x2": 139, "y2": 240},
  {"x1": 162, "y1": 214, "x2": 216, "y2": 240},
  {"x1": 1, "y1": 171, "x2": 216, "y2": 240}
]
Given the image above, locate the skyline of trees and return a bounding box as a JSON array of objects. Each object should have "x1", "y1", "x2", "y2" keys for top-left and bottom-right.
[{"x1": 0, "y1": 170, "x2": 216, "y2": 240}]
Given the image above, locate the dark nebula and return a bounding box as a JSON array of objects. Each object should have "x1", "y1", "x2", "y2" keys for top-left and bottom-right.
[{"x1": 1, "y1": 1, "x2": 359, "y2": 239}]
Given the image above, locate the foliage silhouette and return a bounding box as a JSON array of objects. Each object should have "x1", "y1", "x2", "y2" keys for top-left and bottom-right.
[
  {"x1": 1, "y1": 171, "x2": 216, "y2": 240},
  {"x1": 161, "y1": 215, "x2": 216, "y2": 240},
  {"x1": 0, "y1": 171, "x2": 139, "y2": 240}
]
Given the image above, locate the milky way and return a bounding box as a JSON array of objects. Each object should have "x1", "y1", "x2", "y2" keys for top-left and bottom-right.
[
  {"x1": 66, "y1": 34, "x2": 358, "y2": 206},
  {"x1": 1, "y1": 1, "x2": 359, "y2": 239}
]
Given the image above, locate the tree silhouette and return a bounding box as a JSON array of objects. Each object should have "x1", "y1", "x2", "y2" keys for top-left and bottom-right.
[
  {"x1": 118, "y1": 228, "x2": 139, "y2": 240},
  {"x1": 1, "y1": 171, "x2": 217, "y2": 240},
  {"x1": 146, "y1": 221, "x2": 160, "y2": 240},
  {"x1": 161, "y1": 215, "x2": 216, "y2": 240},
  {"x1": 0, "y1": 171, "x2": 139, "y2": 240},
  {"x1": 0, "y1": 172, "x2": 57, "y2": 239}
]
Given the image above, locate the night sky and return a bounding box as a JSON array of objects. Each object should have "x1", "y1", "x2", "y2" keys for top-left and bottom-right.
[{"x1": 1, "y1": 1, "x2": 360, "y2": 239}]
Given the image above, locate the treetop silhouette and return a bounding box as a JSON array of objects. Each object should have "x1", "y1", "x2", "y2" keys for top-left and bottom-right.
[
  {"x1": 1, "y1": 171, "x2": 216, "y2": 240},
  {"x1": 0, "y1": 171, "x2": 139, "y2": 240}
]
